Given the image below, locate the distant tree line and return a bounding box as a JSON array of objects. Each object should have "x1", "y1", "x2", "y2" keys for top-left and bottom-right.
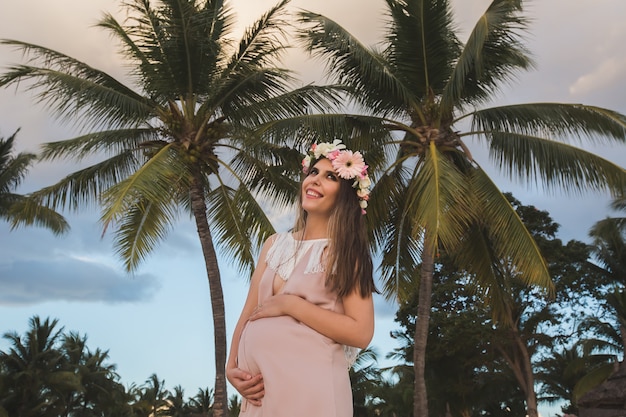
[{"x1": 0, "y1": 315, "x2": 221, "y2": 417}]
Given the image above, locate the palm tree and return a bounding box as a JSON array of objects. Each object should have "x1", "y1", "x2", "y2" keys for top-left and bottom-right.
[
  {"x1": 227, "y1": 394, "x2": 240, "y2": 417},
  {"x1": 59, "y1": 331, "x2": 127, "y2": 416},
  {"x1": 163, "y1": 385, "x2": 191, "y2": 417},
  {"x1": 294, "y1": 1, "x2": 626, "y2": 416},
  {"x1": 0, "y1": 129, "x2": 68, "y2": 234},
  {"x1": 589, "y1": 196, "x2": 626, "y2": 286},
  {"x1": 537, "y1": 342, "x2": 616, "y2": 414},
  {"x1": 349, "y1": 347, "x2": 382, "y2": 417},
  {"x1": 188, "y1": 387, "x2": 213, "y2": 417},
  {"x1": 0, "y1": 316, "x2": 80, "y2": 417},
  {"x1": 137, "y1": 374, "x2": 170, "y2": 417},
  {"x1": 0, "y1": 1, "x2": 340, "y2": 414},
  {"x1": 370, "y1": 365, "x2": 414, "y2": 417}
]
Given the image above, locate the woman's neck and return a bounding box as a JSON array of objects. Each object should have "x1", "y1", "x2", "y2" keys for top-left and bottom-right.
[{"x1": 301, "y1": 215, "x2": 329, "y2": 240}]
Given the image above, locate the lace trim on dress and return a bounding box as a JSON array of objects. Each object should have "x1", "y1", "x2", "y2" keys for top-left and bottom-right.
[
  {"x1": 344, "y1": 346, "x2": 359, "y2": 368},
  {"x1": 265, "y1": 233, "x2": 328, "y2": 280}
]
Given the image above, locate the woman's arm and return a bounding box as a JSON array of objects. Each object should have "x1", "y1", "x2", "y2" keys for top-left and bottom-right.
[
  {"x1": 225, "y1": 236, "x2": 275, "y2": 405},
  {"x1": 248, "y1": 289, "x2": 375, "y2": 349}
]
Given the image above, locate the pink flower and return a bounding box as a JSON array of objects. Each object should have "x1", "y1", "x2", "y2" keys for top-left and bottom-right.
[
  {"x1": 326, "y1": 149, "x2": 341, "y2": 161},
  {"x1": 331, "y1": 150, "x2": 366, "y2": 180},
  {"x1": 302, "y1": 155, "x2": 312, "y2": 173}
]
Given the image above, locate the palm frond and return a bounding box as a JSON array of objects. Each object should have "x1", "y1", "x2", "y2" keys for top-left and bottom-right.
[
  {"x1": 467, "y1": 165, "x2": 553, "y2": 291},
  {"x1": 5, "y1": 196, "x2": 70, "y2": 235},
  {"x1": 578, "y1": 315, "x2": 623, "y2": 352},
  {"x1": 609, "y1": 195, "x2": 626, "y2": 211},
  {"x1": 161, "y1": 0, "x2": 234, "y2": 94},
  {"x1": 229, "y1": 84, "x2": 346, "y2": 127},
  {"x1": 385, "y1": 0, "x2": 460, "y2": 100},
  {"x1": 368, "y1": 164, "x2": 421, "y2": 300},
  {"x1": 205, "y1": 180, "x2": 274, "y2": 274},
  {"x1": 442, "y1": 0, "x2": 532, "y2": 111},
  {"x1": 32, "y1": 151, "x2": 142, "y2": 211},
  {"x1": 112, "y1": 197, "x2": 180, "y2": 271},
  {"x1": 100, "y1": 143, "x2": 187, "y2": 230},
  {"x1": 410, "y1": 142, "x2": 474, "y2": 254},
  {"x1": 213, "y1": 67, "x2": 306, "y2": 120},
  {"x1": 589, "y1": 218, "x2": 626, "y2": 280},
  {"x1": 0, "y1": 40, "x2": 152, "y2": 129},
  {"x1": 0, "y1": 130, "x2": 36, "y2": 192},
  {"x1": 606, "y1": 288, "x2": 626, "y2": 328},
  {"x1": 39, "y1": 128, "x2": 158, "y2": 161},
  {"x1": 484, "y1": 130, "x2": 626, "y2": 195},
  {"x1": 0, "y1": 129, "x2": 68, "y2": 234},
  {"x1": 97, "y1": 12, "x2": 167, "y2": 94},
  {"x1": 471, "y1": 102, "x2": 626, "y2": 141},
  {"x1": 209, "y1": 67, "x2": 295, "y2": 118},
  {"x1": 113, "y1": 0, "x2": 234, "y2": 97},
  {"x1": 99, "y1": 144, "x2": 189, "y2": 271},
  {"x1": 228, "y1": 141, "x2": 300, "y2": 209},
  {"x1": 201, "y1": 0, "x2": 236, "y2": 46},
  {"x1": 200, "y1": 0, "x2": 291, "y2": 111},
  {"x1": 298, "y1": 11, "x2": 414, "y2": 116},
  {"x1": 225, "y1": 0, "x2": 289, "y2": 70}
]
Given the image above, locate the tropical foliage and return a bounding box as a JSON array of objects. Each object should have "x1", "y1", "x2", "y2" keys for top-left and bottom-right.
[{"x1": 383, "y1": 195, "x2": 623, "y2": 416}]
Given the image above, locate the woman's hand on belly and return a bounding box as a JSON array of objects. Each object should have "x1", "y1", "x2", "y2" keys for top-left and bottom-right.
[
  {"x1": 226, "y1": 367, "x2": 264, "y2": 406},
  {"x1": 248, "y1": 294, "x2": 301, "y2": 321}
]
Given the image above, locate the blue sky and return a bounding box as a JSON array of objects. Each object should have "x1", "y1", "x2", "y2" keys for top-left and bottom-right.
[{"x1": 1, "y1": 0, "x2": 626, "y2": 414}]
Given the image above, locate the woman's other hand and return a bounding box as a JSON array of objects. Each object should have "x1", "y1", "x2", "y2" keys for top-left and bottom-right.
[{"x1": 226, "y1": 367, "x2": 264, "y2": 406}]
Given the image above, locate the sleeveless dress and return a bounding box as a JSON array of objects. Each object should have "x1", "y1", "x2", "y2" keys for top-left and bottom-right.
[{"x1": 237, "y1": 232, "x2": 353, "y2": 417}]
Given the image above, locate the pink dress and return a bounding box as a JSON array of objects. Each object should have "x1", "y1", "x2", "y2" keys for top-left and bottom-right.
[{"x1": 237, "y1": 233, "x2": 353, "y2": 417}]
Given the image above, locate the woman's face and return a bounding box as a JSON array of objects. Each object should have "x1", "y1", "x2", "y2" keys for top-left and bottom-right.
[{"x1": 301, "y1": 158, "x2": 341, "y2": 217}]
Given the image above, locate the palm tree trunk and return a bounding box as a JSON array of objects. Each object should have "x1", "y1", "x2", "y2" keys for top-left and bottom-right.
[
  {"x1": 515, "y1": 333, "x2": 539, "y2": 417},
  {"x1": 190, "y1": 179, "x2": 228, "y2": 417},
  {"x1": 414, "y1": 243, "x2": 435, "y2": 417},
  {"x1": 498, "y1": 328, "x2": 539, "y2": 417}
]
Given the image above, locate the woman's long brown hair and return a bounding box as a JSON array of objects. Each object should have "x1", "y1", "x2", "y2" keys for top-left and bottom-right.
[{"x1": 294, "y1": 158, "x2": 376, "y2": 298}]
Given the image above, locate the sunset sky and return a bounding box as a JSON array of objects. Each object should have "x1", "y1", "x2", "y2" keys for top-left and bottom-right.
[{"x1": 1, "y1": 1, "x2": 625, "y2": 413}]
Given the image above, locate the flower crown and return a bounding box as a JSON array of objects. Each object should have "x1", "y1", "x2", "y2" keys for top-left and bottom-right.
[{"x1": 301, "y1": 139, "x2": 371, "y2": 215}]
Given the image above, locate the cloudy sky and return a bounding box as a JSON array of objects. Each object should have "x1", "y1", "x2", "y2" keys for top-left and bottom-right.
[{"x1": 1, "y1": 0, "x2": 625, "y2": 412}]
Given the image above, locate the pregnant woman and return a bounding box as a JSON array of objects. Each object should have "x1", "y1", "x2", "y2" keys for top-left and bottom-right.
[{"x1": 226, "y1": 139, "x2": 377, "y2": 417}]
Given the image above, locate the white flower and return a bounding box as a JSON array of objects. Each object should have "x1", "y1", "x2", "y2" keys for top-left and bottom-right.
[
  {"x1": 358, "y1": 176, "x2": 371, "y2": 189},
  {"x1": 313, "y1": 139, "x2": 346, "y2": 159}
]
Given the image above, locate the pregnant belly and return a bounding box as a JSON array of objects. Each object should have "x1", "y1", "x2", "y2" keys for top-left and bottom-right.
[{"x1": 237, "y1": 316, "x2": 336, "y2": 375}]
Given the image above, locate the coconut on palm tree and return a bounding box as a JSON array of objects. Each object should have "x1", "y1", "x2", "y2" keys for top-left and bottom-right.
[
  {"x1": 289, "y1": 0, "x2": 626, "y2": 416},
  {"x1": 0, "y1": 1, "x2": 342, "y2": 415}
]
